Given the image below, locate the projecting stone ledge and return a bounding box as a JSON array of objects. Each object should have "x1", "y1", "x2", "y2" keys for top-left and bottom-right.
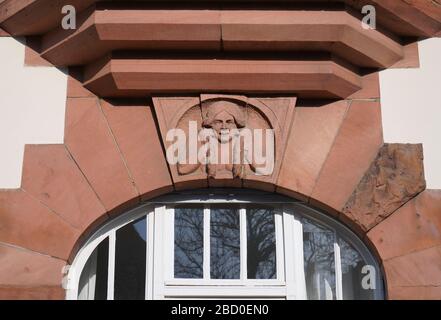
[{"x1": 342, "y1": 143, "x2": 426, "y2": 231}]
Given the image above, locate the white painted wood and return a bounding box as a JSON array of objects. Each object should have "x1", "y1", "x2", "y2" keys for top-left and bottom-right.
[
  {"x1": 203, "y1": 205, "x2": 211, "y2": 280},
  {"x1": 282, "y1": 207, "x2": 296, "y2": 300},
  {"x1": 145, "y1": 207, "x2": 155, "y2": 300},
  {"x1": 292, "y1": 216, "x2": 307, "y2": 300},
  {"x1": 107, "y1": 230, "x2": 116, "y2": 300},
  {"x1": 334, "y1": 241, "x2": 343, "y2": 300},
  {"x1": 274, "y1": 209, "x2": 285, "y2": 282},
  {"x1": 153, "y1": 205, "x2": 167, "y2": 299},
  {"x1": 163, "y1": 286, "x2": 287, "y2": 298},
  {"x1": 239, "y1": 206, "x2": 248, "y2": 281},
  {"x1": 66, "y1": 196, "x2": 384, "y2": 300},
  {"x1": 164, "y1": 279, "x2": 284, "y2": 286}
]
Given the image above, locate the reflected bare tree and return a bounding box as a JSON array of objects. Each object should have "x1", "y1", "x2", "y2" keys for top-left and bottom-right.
[
  {"x1": 247, "y1": 208, "x2": 276, "y2": 279},
  {"x1": 302, "y1": 218, "x2": 336, "y2": 299},
  {"x1": 174, "y1": 208, "x2": 204, "y2": 278},
  {"x1": 174, "y1": 207, "x2": 277, "y2": 280},
  {"x1": 210, "y1": 208, "x2": 240, "y2": 279}
]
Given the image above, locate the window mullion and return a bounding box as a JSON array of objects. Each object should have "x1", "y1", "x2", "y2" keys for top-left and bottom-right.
[
  {"x1": 274, "y1": 209, "x2": 285, "y2": 282},
  {"x1": 203, "y1": 205, "x2": 211, "y2": 280},
  {"x1": 334, "y1": 240, "x2": 343, "y2": 300},
  {"x1": 107, "y1": 230, "x2": 116, "y2": 300},
  {"x1": 145, "y1": 209, "x2": 155, "y2": 300},
  {"x1": 239, "y1": 206, "x2": 247, "y2": 281}
]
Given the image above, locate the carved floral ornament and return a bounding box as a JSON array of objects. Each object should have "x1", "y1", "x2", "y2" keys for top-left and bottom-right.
[{"x1": 152, "y1": 95, "x2": 297, "y2": 185}]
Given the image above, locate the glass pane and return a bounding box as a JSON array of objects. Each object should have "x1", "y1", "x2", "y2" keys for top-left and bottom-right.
[
  {"x1": 174, "y1": 207, "x2": 204, "y2": 279},
  {"x1": 247, "y1": 207, "x2": 277, "y2": 279},
  {"x1": 339, "y1": 237, "x2": 375, "y2": 300},
  {"x1": 210, "y1": 207, "x2": 240, "y2": 279},
  {"x1": 302, "y1": 217, "x2": 336, "y2": 300},
  {"x1": 114, "y1": 216, "x2": 147, "y2": 300},
  {"x1": 78, "y1": 237, "x2": 108, "y2": 300}
]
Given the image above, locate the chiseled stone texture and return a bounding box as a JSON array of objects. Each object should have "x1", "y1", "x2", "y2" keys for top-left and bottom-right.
[
  {"x1": 368, "y1": 190, "x2": 441, "y2": 299},
  {"x1": 343, "y1": 144, "x2": 426, "y2": 231},
  {"x1": 368, "y1": 190, "x2": 441, "y2": 260}
]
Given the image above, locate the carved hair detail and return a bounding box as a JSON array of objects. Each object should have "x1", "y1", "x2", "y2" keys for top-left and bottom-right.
[{"x1": 202, "y1": 100, "x2": 246, "y2": 128}]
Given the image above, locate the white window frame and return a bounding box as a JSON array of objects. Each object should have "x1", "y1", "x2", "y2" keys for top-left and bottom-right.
[
  {"x1": 65, "y1": 191, "x2": 384, "y2": 300},
  {"x1": 156, "y1": 204, "x2": 287, "y2": 299}
]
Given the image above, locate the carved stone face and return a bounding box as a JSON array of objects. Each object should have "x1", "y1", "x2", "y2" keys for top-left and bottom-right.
[{"x1": 210, "y1": 110, "x2": 237, "y2": 143}]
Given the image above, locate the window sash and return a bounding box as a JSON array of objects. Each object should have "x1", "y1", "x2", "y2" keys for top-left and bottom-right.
[
  {"x1": 166, "y1": 204, "x2": 283, "y2": 284},
  {"x1": 67, "y1": 201, "x2": 383, "y2": 300}
]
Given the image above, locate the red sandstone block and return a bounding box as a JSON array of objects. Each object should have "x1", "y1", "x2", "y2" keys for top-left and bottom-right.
[
  {"x1": 0, "y1": 286, "x2": 65, "y2": 300},
  {"x1": 0, "y1": 243, "x2": 65, "y2": 287},
  {"x1": 64, "y1": 97, "x2": 139, "y2": 212},
  {"x1": 67, "y1": 67, "x2": 95, "y2": 98},
  {"x1": 368, "y1": 190, "x2": 441, "y2": 261},
  {"x1": 0, "y1": 190, "x2": 80, "y2": 260},
  {"x1": 21, "y1": 144, "x2": 107, "y2": 230},
  {"x1": 0, "y1": 27, "x2": 9, "y2": 37},
  {"x1": 277, "y1": 100, "x2": 349, "y2": 199},
  {"x1": 100, "y1": 99, "x2": 173, "y2": 201},
  {"x1": 311, "y1": 100, "x2": 383, "y2": 212},
  {"x1": 388, "y1": 286, "x2": 441, "y2": 300},
  {"x1": 383, "y1": 245, "x2": 441, "y2": 288}
]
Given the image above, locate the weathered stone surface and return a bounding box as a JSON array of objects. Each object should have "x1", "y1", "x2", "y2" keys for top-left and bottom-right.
[
  {"x1": 343, "y1": 144, "x2": 426, "y2": 231},
  {"x1": 368, "y1": 190, "x2": 441, "y2": 261},
  {"x1": 384, "y1": 245, "x2": 441, "y2": 288}
]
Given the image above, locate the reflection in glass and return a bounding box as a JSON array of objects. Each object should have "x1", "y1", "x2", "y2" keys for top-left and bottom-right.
[
  {"x1": 247, "y1": 207, "x2": 276, "y2": 279},
  {"x1": 210, "y1": 207, "x2": 240, "y2": 279},
  {"x1": 339, "y1": 237, "x2": 374, "y2": 300},
  {"x1": 174, "y1": 207, "x2": 204, "y2": 279},
  {"x1": 114, "y1": 216, "x2": 146, "y2": 300},
  {"x1": 78, "y1": 238, "x2": 108, "y2": 300},
  {"x1": 302, "y1": 218, "x2": 336, "y2": 300}
]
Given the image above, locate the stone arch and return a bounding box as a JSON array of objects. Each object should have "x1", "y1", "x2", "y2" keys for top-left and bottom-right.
[{"x1": 0, "y1": 85, "x2": 437, "y2": 299}]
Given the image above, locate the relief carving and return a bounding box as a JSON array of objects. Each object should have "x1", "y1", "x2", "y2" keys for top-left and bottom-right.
[
  {"x1": 342, "y1": 144, "x2": 426, "y2": 231},
  {"x1": 152, "y1": 95, "x2": 297, "y2": 188}
]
